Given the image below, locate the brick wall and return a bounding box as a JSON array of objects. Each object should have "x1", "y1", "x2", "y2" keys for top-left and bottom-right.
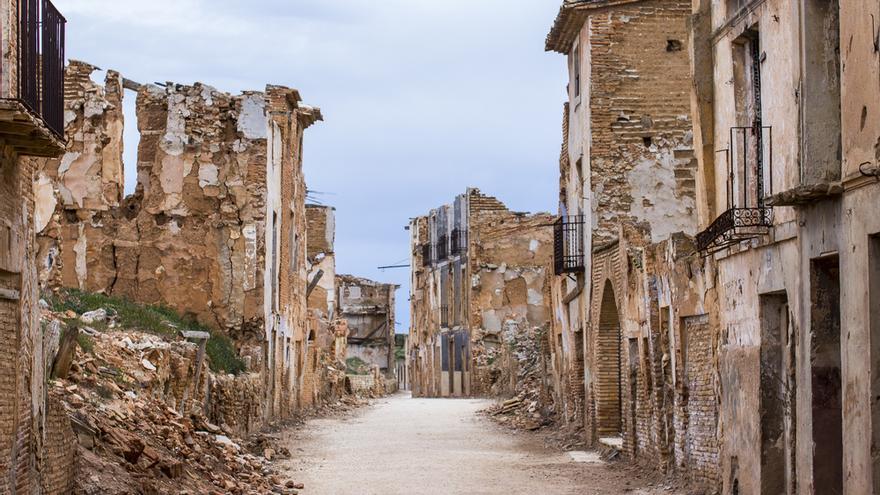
[
  {"x1": 587, "y1": 0, "x2": 695, "y2": 244},
  {"x1": 41, "y1": 395, "x2": 76, "y2": 494},
  {"x1": 0, "y1": 145, "x2": 71, "y2": 492},
  {"x1": 679, "y1": 315, "x2": 720, "y2": 486}
]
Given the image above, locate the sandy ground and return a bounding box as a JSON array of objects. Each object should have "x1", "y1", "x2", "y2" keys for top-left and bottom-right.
[{"x1": 281, "y1": 392, "x2": 688, "y2": 495}]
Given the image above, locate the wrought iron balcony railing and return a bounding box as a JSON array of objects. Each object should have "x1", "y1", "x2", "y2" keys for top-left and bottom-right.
[
  {"x1": 697, "y1": 126, "x2": 774, "y2": 253},
  {"x1": 19, "y1": 0, "x2": 66, "y2": 137},
  {"x1": 554, "y1": 215, "x2": 585, "y2": 275},
  {"x1": 450, "y1": 228, "x2": 468, "y2": 256},
  {"x1": 435, "y1": 234, "x2": 449, "y2": 262}
]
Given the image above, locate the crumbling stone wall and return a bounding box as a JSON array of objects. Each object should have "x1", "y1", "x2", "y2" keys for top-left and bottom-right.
[
  {"x1": 545, "y1": 0, "x2": 714, "y2": 489},
  {"x1": 301, "y1": 205, "x2": 343, "y2": 409},
  {"x1": 467, "y1": 191, "x2": 555, "y2": 396},
  {"x1": 409, "y1": 189, "x2": 554, "y2": 399},
  {"x1": 0, "y1": 151, "x2": 43, "y2": 494},
  {"x1": 337, "y1": 275, "x2": 398, "y2": 373},
  {"x1": 36, "y1": 62, "x2": 322, "y2": 432},
  {"x1": 408, "y1": 216, "x2": 435, "y2": 398}
]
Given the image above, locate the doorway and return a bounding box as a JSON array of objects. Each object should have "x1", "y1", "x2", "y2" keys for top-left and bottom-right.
[
  {"x1": 810, "y1": 256, "x2": 842, "y2": 494},
  {"x1": 760, "y1": 293, "x2": 788, "y2": 494},
  {"x1": 597, "y1": 281, "x2": 622, "y2": 438}
]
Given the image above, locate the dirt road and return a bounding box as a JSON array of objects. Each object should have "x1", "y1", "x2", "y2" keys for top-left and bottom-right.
[{"x1": 281, "y1": 392, "x2": 684, "y2": 495}]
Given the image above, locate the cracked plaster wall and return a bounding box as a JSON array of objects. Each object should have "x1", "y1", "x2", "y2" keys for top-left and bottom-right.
[{"x1": 35, "y1": 62, "x2": 321, "y2": 428}]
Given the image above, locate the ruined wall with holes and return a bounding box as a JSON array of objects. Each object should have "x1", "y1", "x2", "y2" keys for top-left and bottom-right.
[
  {"x1": 408, "y1": 190, "x2": 554, "y2": 399},
  {"x1": 301, "y1": 205, "x2": 346, "y2": 409},
  {"x1": 337, "y1": 275, "x2": 397, "y2": 373},
  {"x1": 467, "y1": 190, "x2": 555, "y2": 396},
  {"x1": 408, "y1": 216, "x2": 436, "y2": 398},
  {"x1": 582, "y1": 0, "x2": 697, "y2": 245},
  {"x1": 546, "y1": 0, "x2": 719, "y2": 490},
  {"x1": 34, "y1": 61, "x2": 322, "y2": 430},
  {"x1": 0, "y1": 150, "x2": 46, "y2": 494}
]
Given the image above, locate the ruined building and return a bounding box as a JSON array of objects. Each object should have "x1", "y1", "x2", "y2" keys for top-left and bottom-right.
[
  {"x1": 542, "y1": 0, "x2": 880, "y2": 492},
  {"x1": 408, "y1": 189, "x2": 554, "y2": 398},
  {"x1": 0, "y1": 0, "x2": 72, "y2": 491},
  {"x1": 302, "y1": 204, "x2": 348, "y2": 407},
  {"x1": 34, "y1": 59, "x2": 323, "y2": 430},
  {"x1": 688, "y1": 0, "x2": 880, "y2": 492},
  {"x1": 545, "y1": 0, "x2": 716, "y2": 486},
  {"x1": 337, "y1": 275, "x2": 398, "y2": 376}
]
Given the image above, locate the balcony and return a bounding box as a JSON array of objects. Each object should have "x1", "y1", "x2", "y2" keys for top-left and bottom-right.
[
  {"x1": 554, "y1": 215, "x2": 585, "y2": 275},
  {"x1": 0, "y1": 0, "x2": 66, "y2": 155},
  {"x1": 450, "y1": 228, "x2": 468, "y2": 256},
  {"x1": 435, "y1": 235, "x2": 449, "y2": 262},
  {"x1": 696, "y1": 126, "x2": 774, "y2": 253},
  {"x1": 439, "y1": 305, "x2": 449, "y2": 328}
]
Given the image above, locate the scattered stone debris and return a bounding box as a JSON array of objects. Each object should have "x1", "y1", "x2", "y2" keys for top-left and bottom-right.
[
  {"x1": 482, "y1": 321, "x2": 556, "y2": 432},
  {"x1": 42, "y1": 303, "x2": 310, "y2": 495}
]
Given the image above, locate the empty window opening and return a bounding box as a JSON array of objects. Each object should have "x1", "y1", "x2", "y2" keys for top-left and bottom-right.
[
  {"x1": 271, "y1": 212, "x2": 279, "y2": 312},
  {"x1": 801, "y1": 0, "x2": 841, "y2": 183},
  {"x1": 870, "y1": 235, "x2": 880, "y2": 494},
  {"x1": 760, "y1": 293, "x2": 789, "y2": 494},
  {"x1": 810, "y1": 255, "x2": 842, "y2": 494},
  {"x1": 730, "y1": 30, "x2": 768, "y2": 208},
  {"x1": 573, "y1": 44, "x2": 581, "y2": 98},
  {"x1": 666, "y1": 39, "x2": 682, "y2": 52},
  {"x1": 643, "y1": 136, "x2": 653, "y2": 148},
  {"x1": 597, "y1": 280, "x2": 623, "y2": 437},
  {"x1": 122, "y1": 83, "x2": 140, "y2": 197}
]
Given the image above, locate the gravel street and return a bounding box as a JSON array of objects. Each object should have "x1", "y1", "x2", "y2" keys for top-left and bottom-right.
[{"x1": 281, "y1": 392, "x2": 684, "y2": 495}]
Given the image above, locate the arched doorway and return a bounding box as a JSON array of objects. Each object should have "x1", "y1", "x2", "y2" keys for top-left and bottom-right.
[{"x1": 596, "y1": 280, "x2": 622, "y2": 438}]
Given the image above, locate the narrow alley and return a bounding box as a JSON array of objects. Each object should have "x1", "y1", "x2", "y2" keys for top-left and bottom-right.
[
  {"x1": 0, "y1": 0, "x2": 877, "y2": 493},
  {"x1": 283, "y1": 394, "x2": 683, "y2": 495}
]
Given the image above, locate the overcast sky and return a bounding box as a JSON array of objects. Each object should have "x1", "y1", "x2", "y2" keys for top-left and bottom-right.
[{"x1": 55, "y1": 0, "x2": 567, "y2": 333}]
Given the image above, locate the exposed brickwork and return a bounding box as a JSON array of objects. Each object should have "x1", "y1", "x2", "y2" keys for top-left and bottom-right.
[
  {"x1": 409, "y1": 189, "x2": 554, "y2": 399},
  {"x1": 587, "y1": 2, "x2": 695, "y2": 244},
  {"x1": 41, "y1": 395, "x2": 76, "y2": 494},
  {"x1": 547, "y1": 0, "x2": 709, "y2": 488}
]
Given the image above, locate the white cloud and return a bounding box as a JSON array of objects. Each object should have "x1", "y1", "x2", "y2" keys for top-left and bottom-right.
[{"x1": 54, "y1": 0, "x2": 567, "y2": 330}]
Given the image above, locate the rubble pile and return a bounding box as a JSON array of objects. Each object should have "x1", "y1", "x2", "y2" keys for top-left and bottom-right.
[
  {"x1": 483, "y1": 321, "x2": 556, "y2": 431},
  {"x1": 42, "y1": 303, "x2": 305, "y2": 494}
]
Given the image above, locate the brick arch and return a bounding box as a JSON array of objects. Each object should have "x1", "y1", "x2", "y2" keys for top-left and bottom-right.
[{"x1": 596, "y1": 278, "x2": 622, "y2": 437}]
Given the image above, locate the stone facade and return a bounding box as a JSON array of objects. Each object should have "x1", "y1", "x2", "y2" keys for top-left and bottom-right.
[
  {"x1": 544, "y1": 0, "x2": 880, "y2": 492},
  {"x1": 337, "y1": 274, "x2": 398, "y2": 375},
  {"x1": 688, "y1": 0, "x2": 880, "y2": 492},
  {"x1": 545, "y1": 0, "x2": 717, "y2": 488},
  {"x1": 35, "y1": 61, "x2": 323, "y2": 431},
  {"x1": 408, "y1": 189, "x2": 554, "y2": 398},
  {"x1": 301, "y1": 205, "x2": 347, "y2": 408},
  {"x1": 0, "y1": 0, "x2": 70, "y2": 491}
]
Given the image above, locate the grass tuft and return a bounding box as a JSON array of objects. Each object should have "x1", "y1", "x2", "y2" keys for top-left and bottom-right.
[
  {"x1": 345, "y1": 356, "x2": 370, "y2": 375},
  {"x1": 50, "y1": 289, "x2": 246, "y2": 375},
  {"x1": 76, "y1": 333, "x2": 95, "y2": 354}
]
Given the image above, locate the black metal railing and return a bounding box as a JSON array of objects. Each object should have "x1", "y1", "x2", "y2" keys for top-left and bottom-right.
[
  {"x1": 18, "y1": 0, "x2": 66, "y2": 137},
  {"x1": 420, "y1": 243, "x2": 432, "y2": 267},
  {"x1": 435, "y1": 234, "x2": 449, "y2": 262},
  {"x1": 440, "y1": 305, "x2": 449, "y2": 328},
  {"x1": 554, "y1": 215, "x2": 585, "y2": 275},
  {"x1": 697, "y1": 126, "x2": 774, "y2": 253},
  {"x1": 450, "y1": 228, "x2": 468, "y2": 256}
]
